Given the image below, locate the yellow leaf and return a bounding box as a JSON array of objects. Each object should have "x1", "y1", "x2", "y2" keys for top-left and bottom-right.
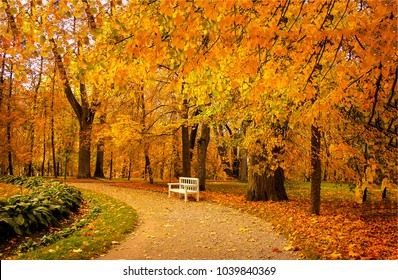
[
  {"x1": 330, "y1": 252, "x2": 342, "y2": 260},
  {"x1": 349, "y1": 251, "x2": 360, "y2": 259},
  {"x1": 284, "y1": 245, "x2": 293, "y2": 251}
]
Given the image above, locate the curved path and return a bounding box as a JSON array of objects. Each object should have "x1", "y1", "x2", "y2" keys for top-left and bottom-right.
[{"x1": 74, "y1": 182, "x2": 299, "y2": 260}]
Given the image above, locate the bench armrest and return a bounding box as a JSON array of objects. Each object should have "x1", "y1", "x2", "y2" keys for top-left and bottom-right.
[{"x1": 168, "y1": 183, "x2": 182, "y2": 189}]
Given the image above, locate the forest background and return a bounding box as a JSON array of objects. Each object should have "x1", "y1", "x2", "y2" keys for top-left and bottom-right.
[{"x1": 0, "y1": 0, "x2": 397, "y2": 216}]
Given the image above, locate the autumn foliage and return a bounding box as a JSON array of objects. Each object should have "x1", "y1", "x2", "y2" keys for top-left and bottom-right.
[{"x1": 0, "y1": 0, "x2": 397, "y2": 246}]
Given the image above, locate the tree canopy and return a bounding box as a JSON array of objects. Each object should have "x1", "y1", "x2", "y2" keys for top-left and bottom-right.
[{"x1": 0, "y1": 0, "x2": 396, "y2": 214}]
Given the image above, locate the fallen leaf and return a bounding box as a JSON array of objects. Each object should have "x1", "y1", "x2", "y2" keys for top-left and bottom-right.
[{"x1": 330, "y1": 252, "x2": 342, "y2": 260}]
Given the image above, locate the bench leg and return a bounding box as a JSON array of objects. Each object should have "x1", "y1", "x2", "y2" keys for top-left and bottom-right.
[{"x1": 197, "y1": 192, "x2": 199, "y2": 201}]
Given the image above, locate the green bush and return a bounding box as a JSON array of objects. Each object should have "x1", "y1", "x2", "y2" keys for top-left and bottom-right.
[{"x1": 0, "y1": 176, "x2": 83, "y2": 240}]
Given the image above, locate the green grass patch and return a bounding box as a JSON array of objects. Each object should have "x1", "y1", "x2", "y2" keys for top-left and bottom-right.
[
  {"x1": 206, "y1": 180, "x2": 248, "y2": 195},
  {"x1": 4, "y1": 189, "x2": 138, "y2": 260}
]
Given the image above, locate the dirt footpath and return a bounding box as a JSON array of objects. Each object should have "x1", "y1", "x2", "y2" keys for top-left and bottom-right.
[{"x1": 74, "y1": 183, "x2": 300, "y2": 260}]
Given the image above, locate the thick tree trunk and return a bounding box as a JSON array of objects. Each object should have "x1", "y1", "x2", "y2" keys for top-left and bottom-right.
[
  {"x1": 246, "y1": 153, "x2": 288, "y2": 201},
  {"x1": 238, "y1": 151, "x2": 248, "y2": 182},
  {"x1": 310, "y1": 124, "x2": 322, "y2": 215},
  {"x1": 196, "y1": 124, "x2": 210, "y2": 191},
  {"x1": 77, "y1": 124, "x2": 92, "y2": 178},
  {"x1": 94, "y1": 142, "x2": 105, "y2": 178}
]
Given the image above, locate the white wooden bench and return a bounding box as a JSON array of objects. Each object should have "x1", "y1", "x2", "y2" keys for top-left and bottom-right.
[{"x1": 168, "y1": 177, "x2": 199, "y2": 202}]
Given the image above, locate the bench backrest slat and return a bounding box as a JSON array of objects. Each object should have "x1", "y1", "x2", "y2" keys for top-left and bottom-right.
[{"x1": 179, "y1": 177, "x2": 199, "y2": 186}]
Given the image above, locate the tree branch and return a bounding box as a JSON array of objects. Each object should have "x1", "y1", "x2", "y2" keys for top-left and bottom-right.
[
  {"x1": 367, "y1": 62, "x2": 383, "y2": 126},
  {"x1": 51, "y1": 38, "x2": 83, "y2": 121}
]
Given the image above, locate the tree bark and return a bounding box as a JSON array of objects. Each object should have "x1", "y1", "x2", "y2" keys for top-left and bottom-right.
[
  {"x1": 6, "y1": 64, "x2": 13, "y2": 176},
  {"x1": 109, "y1": 151, "x2": 113, "y2": 180},
  {"x1": 94, "y1": 142, "x2": 105, "y2": 178},
  {"x1": 143, "y1": 142, "x2": 153, "y2": 184},
  {"x1": 127, "y1": 158, "x2": 132, "y2": 181},
  {"x1": 196, "y1": 123, "x2": 210, "y2": 191},
  {"x1": 310, "y1": 124, "x2": 322, "y2": 215},
  {"x1": 94, "y1": 114, "x2": 106, "y2": 178},
  {"x1": 246, "y1": 152, "x2": 288, "y2": 201},
  {"x1": 0, "y1": 52, "x2": 5, "y2": 107},
  {"x1": 181, "y1": 97, "x2": 191, "y2": 177},
  {"x1": 77, "y1": 119, "x2": 92, "y2": 178},
  {"x1": 189, "y1": 123, "x2": 198, "y2": 160},
  {"x1": 238, "y1": 150, "x2": 248, "y2": 182},
  {"x1": 7, "y1": 121, "x2": 13, "y2": 176},
  {"x1": 50, "y1": 72, "x2": 57, "y2": 177},
  {"x1": 181, "y1": 125, "x2": 191, "y2": 177}
]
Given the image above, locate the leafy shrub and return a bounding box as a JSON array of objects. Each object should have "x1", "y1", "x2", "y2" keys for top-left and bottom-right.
[{"x1": 0, "y1": 176, "x2": 83, "y2": 240}]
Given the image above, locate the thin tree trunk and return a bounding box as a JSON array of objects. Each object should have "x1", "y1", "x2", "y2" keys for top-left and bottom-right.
[
  {"x1": 310, "y1": 124, "x2": 322, "y2": 215},
  {"x1": 51, "y1": 112, "x2": 56, "y2": 177},
  {"x1": 182, "y1": 125, "x2": 191, "y2": 177},
  {"x1": 50, "y1": 66, "x2": 57, "y2": 177},
  {"x1": 127, "y1": 158, "x2": 132, "y2": 181},
  {"x1": 181, "y1": 97, "x2": 191, "y2": 177},
  {"x1": 144, "y1": 147, "x2": 153, "y2": 184},
  {"x1": 0, "y1": 52, "x2": 5, "y2": 107},
  {"x1": 196, "y1": 123, "x2": 210, "y2": 191},
  {"x1": 7, "y1": 122, "x2": 13, "y2": 175},
  {"x1": 109, "y1": 151, "x2": 113, "y2": 180},
  {"x1": 172, "y1": 133, "x2": 182, "y2": 178},
  {"x1": 94, "y1": 114, "x2": 106, "y2": 178},
  {"x1": 7, "y1": 64, "x2": 13, "y2": 175},
  {"x1": 63, "y1": 152, "x2": 70, "y2": 181},
  {"x1": 189, "y1": 123, "x2": 198, "y2": 161},
  {"x1": 41, "y1": 104, "x2": 46, "y2": 177}
]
